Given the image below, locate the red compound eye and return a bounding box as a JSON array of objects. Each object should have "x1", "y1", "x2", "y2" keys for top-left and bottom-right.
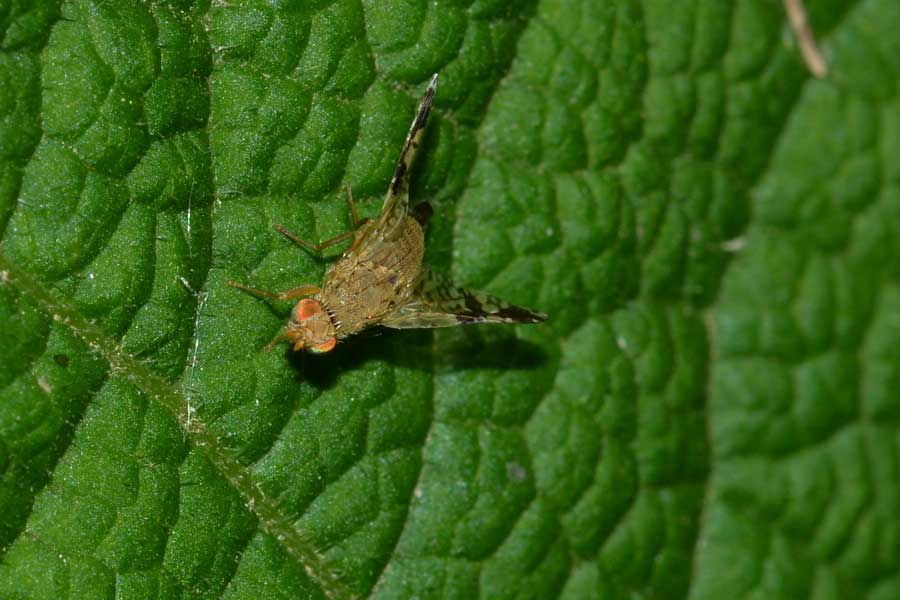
[
  {"x1": 310, "y1": 336, "x2": 336, "y2": 353},
  {"x1": 296, "y1": 298, "x2": 322, "y2": 321}
]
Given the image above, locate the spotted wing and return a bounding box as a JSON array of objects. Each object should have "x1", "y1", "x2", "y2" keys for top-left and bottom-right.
[
  {"x1": 381, "y1": 269, "x2": 547, "y2": 329},
  {"x1": 353, "y1": 73, "x2": 438, "y2": 254}
]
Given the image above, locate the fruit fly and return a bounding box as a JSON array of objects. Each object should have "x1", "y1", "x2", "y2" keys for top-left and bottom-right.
[{"x1": 227, "y1": 73, "x2": 546, "y2": 354}]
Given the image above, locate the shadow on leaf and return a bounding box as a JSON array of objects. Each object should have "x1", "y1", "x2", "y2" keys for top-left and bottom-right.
[
  {"x1": 433, "y1": 327, "x2": 547, "y2": 371},
  {"x1": 287, "y1": 326, "x2": 547, "y2": 391}
]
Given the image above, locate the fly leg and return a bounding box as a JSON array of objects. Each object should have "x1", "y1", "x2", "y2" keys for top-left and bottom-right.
[
  {"x1": 345, "y1": 185, "x2": 374, "y2": 228},
  {"x1": 226, "y1": 281, "x2": 321, "y2": 302},
  {"x1": 346, "y1": 185, "x2": 362, "y2": 227},
  {"x1": 344, "y1": 185, "x2": 374, "y2": 252},
  {"x1": 273, "y1": 186, "x2": 372, "y2": 254},
  {"x1": 225, "y1": 282, "x2": 321, "y2": 351},
  {"x1": 273, "y1": 224, "x2": 355, "y2": 253}
]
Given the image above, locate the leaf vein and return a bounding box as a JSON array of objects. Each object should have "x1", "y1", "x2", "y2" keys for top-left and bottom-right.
[{"x1": 0, "y1": 256, "x2": 357, "y2": 600}]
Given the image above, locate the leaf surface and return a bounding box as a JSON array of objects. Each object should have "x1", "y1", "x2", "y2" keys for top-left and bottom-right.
[{"x1": 1, "y1": 1, "x2": 898, "y2": 599}]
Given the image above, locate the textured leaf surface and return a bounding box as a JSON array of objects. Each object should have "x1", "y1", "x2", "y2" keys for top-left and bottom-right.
[{"x1": 1, "y1": 1, "x2": 898, "y2": 598}]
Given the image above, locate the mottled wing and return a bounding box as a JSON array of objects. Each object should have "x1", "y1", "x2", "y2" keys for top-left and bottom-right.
[
  {"x1": 381, "y1": 269, "x2": 547, "y2": 329},
  {"x1": 354, "y1": 73, "x2": 438, "y2": 252}
]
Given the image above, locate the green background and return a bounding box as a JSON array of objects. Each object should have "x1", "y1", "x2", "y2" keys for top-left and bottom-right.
[{"x1": 1, "y1": 0, "x2": 899, "y2": 598}]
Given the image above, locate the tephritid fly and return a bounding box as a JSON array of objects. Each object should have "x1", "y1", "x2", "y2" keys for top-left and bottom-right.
[{"x1": 228, "y1": 74, "x2": 547, "y2": 353}]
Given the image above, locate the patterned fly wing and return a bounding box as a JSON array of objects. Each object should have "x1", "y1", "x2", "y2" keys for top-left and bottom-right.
[
  {"x1": 381, "y1": 269, "x2": 547, "y2": 329},
  {"x1": 353, "y1": 73, "x2": 438, "y2": 254}
]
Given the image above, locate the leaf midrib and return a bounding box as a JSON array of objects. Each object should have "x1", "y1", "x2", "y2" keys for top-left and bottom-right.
[{"x1": 0, "y1": 256, "x2": 355, "y2": 600}]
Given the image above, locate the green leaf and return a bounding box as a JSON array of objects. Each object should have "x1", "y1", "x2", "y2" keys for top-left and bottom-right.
[{"x1": 1, "y1": 1, "x2": 898, "y2": 599}]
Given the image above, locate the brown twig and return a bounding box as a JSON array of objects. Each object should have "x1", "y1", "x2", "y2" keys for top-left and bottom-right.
[{"x1": 784, "y1": 0, "x2": 828, "y2": 78}]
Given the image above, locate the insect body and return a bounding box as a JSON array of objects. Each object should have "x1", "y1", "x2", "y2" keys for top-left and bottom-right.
[{"x1": 228, "y1": 74, "x2": 546, "y2": 353}]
